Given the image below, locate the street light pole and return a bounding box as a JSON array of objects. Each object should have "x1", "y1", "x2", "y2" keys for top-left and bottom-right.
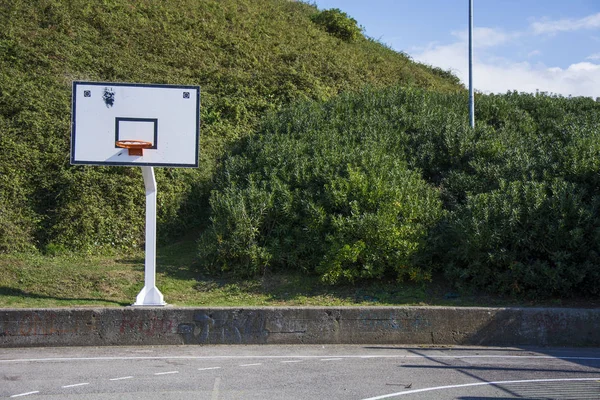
[{"x1": 469, "y1": 0, "x2": 475, "y2": 128}]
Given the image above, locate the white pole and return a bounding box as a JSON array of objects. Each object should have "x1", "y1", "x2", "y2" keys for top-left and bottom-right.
[
  {"x1": 469, "y1": 0, "x2": 475, "y2": 128},
  {"x1": 134, "y1": 166, "x2": 166, "y2": 306}
]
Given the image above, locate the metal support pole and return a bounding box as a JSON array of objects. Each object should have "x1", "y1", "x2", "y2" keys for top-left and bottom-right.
[
  {"x1": 469, "y1": 0, "x2": 475, "y2": 128},
  {"x1": 134, "y1": 166, "x2": 166, "y2": 306}
]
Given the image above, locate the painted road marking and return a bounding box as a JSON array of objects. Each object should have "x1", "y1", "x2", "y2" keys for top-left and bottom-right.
[
  {"x1": 62, "y1": 382, "x2": 90, "y2": 388},
  {"x1": 10, "y1": 392, "x2": 39, "y2": 398},
  {"x1": 110, "y1": 376, "x2": 133, "y2": 381},
  {"x1": 211, "y1": 377, "x2": 221, "y2": 400},
  {"x1": 3, "y1": 354, "x2": 600, "y2": 363},
  {"x1": 361, "y1": 377, "x2": 600, "y2": 400},
  {"x1": 4, "y1": 356, "x2": 598, "y2": 399}
]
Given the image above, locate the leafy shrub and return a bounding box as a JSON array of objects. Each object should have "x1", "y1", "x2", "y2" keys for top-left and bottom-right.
[
  {"x1": 316, "y1": 164, "x2": 443, "y2": 284},
  {"x1": 442, "y1": 179, "x2": 600, "y2": 297},
  {"x1": 311, "y1": 8, "x2": 363, "y2": 42},
  {"x1": 201, "y1": 86, "x2": 600, "y2": 297},
  {"x1": 199, "y1": 87, "x2": 444, "y2": 283},
  {"x1": 429, "y1": 66, "x2": 461, "y2": 87},
  {"x1": 425, "y1": 92, "x2": 600, "y2": 297},
  {"x1": 0, "y1": 197, "x2": 37, "y2": 253},
  {"x1": 0, "y1": 116, "x2": 38, "y2": 253}
]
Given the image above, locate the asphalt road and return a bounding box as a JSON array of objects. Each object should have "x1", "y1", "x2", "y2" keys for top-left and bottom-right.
[{"x1": 1, "y1": 345, "x2": 599, "y2": 399}]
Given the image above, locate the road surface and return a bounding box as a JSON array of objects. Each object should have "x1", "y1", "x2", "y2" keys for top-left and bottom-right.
[{"x1": 1, "y1": 345, "x2": 599, "y2": 399}]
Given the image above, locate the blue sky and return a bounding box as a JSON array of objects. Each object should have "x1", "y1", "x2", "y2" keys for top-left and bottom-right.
[{"x1": 312, "y1": 0, "x2": 600, "y2": 97}]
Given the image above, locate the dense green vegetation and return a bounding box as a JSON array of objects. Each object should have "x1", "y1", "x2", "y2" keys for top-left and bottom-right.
[
  {"x1": 0, "y1": 0, "x2": 461, "y2": 254},
  {"x1": 4, "y1": 0, "x2": 598, "y2": 300},
  {"x1": 198, "y1": 87, "x2": 444, "y2": 284},
  {"x1": 199, "y1": 87, "x2": 600, "y2": 298}
]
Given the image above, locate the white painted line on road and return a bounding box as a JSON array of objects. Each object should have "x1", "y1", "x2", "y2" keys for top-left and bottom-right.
[
  {"x1": 110, "y1": 376, "x2": 133, "y2": 381},
  {"x1": 4, "y1": 354, "x2": 600, "y2": 363},
  {"x1": 361, "y1": 377, "x2": 600, "y2": 400},
  {"x1": 405, "y1": 355, "x2": 600, "y2": 360},
  {"x1": 240, "y1": 363, "x2": 262, "y2": 367},
  {"x1": 321, "y1": 358, "x2": 343, "y2": 361},
  {"x1": 199, "y1": 367, "x2": 222, "y2": 371},
  {"x1": 155, "y1": 371, "x2": 179, "y2": 375},
  {"x1": 211, "y1": 377, "x2": 221, "y2": 400},
  {"x1": 62, "y1": 382, "x2": 89, "y2": 388},
  {"x1": 281, "y1": 360, "x2": 303, "y2": 363},
  {"x1": 10, "y1": 392, "x2": 39, "y2": 398}
]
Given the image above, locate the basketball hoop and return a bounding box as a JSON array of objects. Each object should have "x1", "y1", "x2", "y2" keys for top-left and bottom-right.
[
  {"x1": 115, "y1": 140, "x2": 152, "y2": 156},
  {"x1": 72, "y1": 81, "x2": 200, "y2": 306}
]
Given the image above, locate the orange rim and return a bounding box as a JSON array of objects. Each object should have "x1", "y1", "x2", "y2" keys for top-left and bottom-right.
[
  {"x1": 116, "y1": 140, "x2": 153, "y2": 156},
  {"x1": 115, "y1": 140, "x2": 153, "y2": 149}
]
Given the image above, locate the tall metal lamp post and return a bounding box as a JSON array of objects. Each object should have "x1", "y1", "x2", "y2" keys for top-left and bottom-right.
[{"x1": 469, "y1": 0, "x2": 475, "y2": 128}]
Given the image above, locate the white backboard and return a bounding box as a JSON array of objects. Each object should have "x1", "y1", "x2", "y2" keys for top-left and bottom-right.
[{"x1": 71, "y1": 81, "x2": 200, "y2": 167}]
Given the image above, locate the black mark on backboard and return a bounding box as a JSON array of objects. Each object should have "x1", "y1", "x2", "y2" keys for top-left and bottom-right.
[
  {"x1": 183, "y1": 92, "x2": 190, "y2": 99},
  {"x1": 103, "y1": 87, "x2": 115, "y2": 107},
  {"x1": 84, "y1": 90, "x2": 91, "y2": 97}
]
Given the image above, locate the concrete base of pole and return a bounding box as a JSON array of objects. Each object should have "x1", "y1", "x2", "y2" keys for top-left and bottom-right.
[{"x1": 133, "y1": 285, "x2": 166, "y2": 307}]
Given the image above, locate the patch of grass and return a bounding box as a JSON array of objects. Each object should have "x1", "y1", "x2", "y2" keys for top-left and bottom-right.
[
  {"x1": 2, "y1": 238, "x2": 597, "y2": 308},
  {"x1": 0, "y1": 240, "x2": 426, "y2": 307},
  {"x1": 0, "y1": 252, "x2": 141, "y2": 307}
]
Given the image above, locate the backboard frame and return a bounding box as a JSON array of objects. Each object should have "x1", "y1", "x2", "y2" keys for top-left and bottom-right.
[{"x1": 71, "y1": 81, "x2": 200, "y2": 168}]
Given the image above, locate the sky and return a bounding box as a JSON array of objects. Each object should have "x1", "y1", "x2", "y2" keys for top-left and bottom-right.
[{"x1": 312, "y1": 0, "x2": 600, "y2": 98}]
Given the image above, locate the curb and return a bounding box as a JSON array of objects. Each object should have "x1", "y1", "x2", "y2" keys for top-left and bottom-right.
[{"x1": 1, "y1": 307, "x2": 599, "y2": 347}]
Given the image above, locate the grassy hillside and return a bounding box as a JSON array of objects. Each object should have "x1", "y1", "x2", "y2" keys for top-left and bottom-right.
[
  {"x1": 199, "y1": 86, "x2": 600, "y2": 298},
  {"x1": 0, "y1": 0, "x2": 462, "y2": 253}
]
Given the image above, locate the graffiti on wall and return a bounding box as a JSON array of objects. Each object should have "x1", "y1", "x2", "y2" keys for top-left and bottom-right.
[
  {"x1": 357, "y1": 310, "x2": 432, "y2": 332},
  {"x1": 119, "y1": 314, "x2": 175, "y2": 337},
  {"x1": 0, "y1": 312, "x2": 99, "y2": 337},
  {"x1": 178, "y1": 311, "x2": 269, "y2": 344}
]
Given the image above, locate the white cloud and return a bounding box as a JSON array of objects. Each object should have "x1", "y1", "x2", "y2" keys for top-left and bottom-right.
[
  {"x1": 531, "y1": 12, "x2": 600, "y2": 35},
  {"x1": 413, "y1": 34, "x2": 600, "y2": 98},
  {"x1": 476, "y1": 62, "x2": 600, "y2": 97},
  {"x1": 411, "y1": 21, "x2": 600, "y2": 97},
  {"x1": 451, "y1": 27, "x2": 519, "y2": 48}
]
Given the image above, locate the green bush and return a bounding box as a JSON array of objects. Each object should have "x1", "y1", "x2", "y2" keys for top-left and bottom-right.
[
  {"x1": 442, "y1": 179, "x2": 600, "y2": 297},
  {"x1": 425, "y1": 92, "x2": 600, "y2": 297},
  {"x1": 316, "y1": 164, "x2": 443, "y2": 284},
  {"x1": 429, "y1": 66, "x2": 462, "y2": 87},
  {"x1": 198, "y1": 87, "x2": 444, "y2": 283},
  {"x1": 200, "y1": 86, "x2": 600, "y2": 297},
  {"x1": 311, "y1": 8, "x2": 363, "y2": 42}
]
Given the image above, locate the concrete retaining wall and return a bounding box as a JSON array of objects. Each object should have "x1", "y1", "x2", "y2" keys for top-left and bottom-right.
[{"x1": 1, "y1": 307, "x2": 599, "y2": 347}]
